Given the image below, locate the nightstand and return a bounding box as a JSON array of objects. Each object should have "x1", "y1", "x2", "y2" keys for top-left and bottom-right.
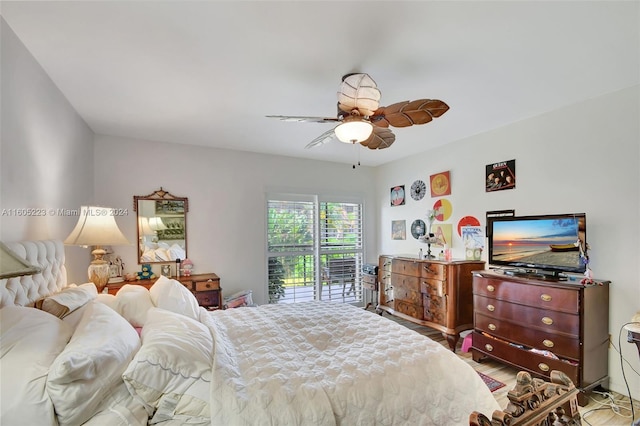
[{"x1": 107, "y1": 272, "x2": 223, "y2": 310}]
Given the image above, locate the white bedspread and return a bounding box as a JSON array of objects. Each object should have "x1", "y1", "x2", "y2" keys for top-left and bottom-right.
[{"x1": 200, "y1": 301, "x2": 500, "y2": 426}]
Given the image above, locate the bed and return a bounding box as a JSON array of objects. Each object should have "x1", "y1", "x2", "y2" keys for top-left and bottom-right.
[{"x1": 0, "y1": 240, "x2": 581, "y2": 425}]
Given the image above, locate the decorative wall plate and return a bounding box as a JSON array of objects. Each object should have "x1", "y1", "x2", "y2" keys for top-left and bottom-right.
[
  {"x1": 390, "y1": 185, "x2": 405, "y2": 206},
  {"x1": 411, "y1": 219, "x2": 426, "y2": 239},
  {"x1": 430, "y1": 171, "x2": 451, "y2": 197},
  {"x1": 457, "y1": 215, "x2": 481, "y2": 236},
  {"x1": 410, "y1": 180, "x2": 426, "y2": 201},
  {"x1": 433, "y1": 198, "x2": 452, "y2": 221}
]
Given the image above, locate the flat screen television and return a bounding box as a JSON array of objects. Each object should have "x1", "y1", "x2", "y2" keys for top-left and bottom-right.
[{"x1": 487, "y1": 213, "x2": 587, "y2": 279}]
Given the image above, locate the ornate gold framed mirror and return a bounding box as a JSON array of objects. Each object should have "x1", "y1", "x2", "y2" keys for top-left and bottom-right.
[{"x1": 133, "y1": 188, "x2": 188, "y2": 264}]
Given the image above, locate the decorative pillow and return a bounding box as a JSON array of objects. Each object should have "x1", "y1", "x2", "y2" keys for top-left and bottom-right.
[
  {"x1": 36, "y1": 282, "x2": 98, "y2": 318},
  {"x1": 95, "y1": 293, "x2": 118, "y2": 310},
  {"x1": 168, "y1": 243, "x2": 186, "y2": 261},
  {"x1": 149, "y1": 275, "x2": 199, "y2": 320},
  {"x1": 115, "y1": 284, "x2": 154, "y2": 327},
  {"x1": 81, "y1": 382, "x2": 148, "y2": 426},
  {"x1": 0, "y1": 306, "x2": 73, "y2": 426},
  {"x1": 122, "y1": 307, "x2": 213, "y2": 420},
  {"x1": 46, "y1": 301, "x2": 141, "y2": 426}
]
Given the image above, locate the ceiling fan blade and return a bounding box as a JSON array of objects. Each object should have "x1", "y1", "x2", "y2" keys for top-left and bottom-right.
[
  {"x1": 305, "y1": 127, "x2": 337, "y2": 149},
  {"x1": 360, "y1": 127, "x2": 395, "y2": 150},
  {"x1": 371, "y1": 99, "x2": 449, "y2": 128},
  {"x1": 266, "y1": 115, "x2": 339, "y2": 124}
]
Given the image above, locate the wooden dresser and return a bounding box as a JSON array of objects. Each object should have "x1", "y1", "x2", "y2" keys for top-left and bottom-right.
[
  {"x1": 107, "y1": 273, "x2": 223, "y2": 310},
  {"x1": 377, "y1": 255, "x2": 484, "y2": 351},
  {"x1": 471, "y1": 270, "x2": 609, "y2": 405}
]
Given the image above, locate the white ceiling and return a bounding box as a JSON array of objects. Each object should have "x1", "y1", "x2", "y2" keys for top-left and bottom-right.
[{"x1": 2, "y1": 1, "x2": 638, "y2": 166}]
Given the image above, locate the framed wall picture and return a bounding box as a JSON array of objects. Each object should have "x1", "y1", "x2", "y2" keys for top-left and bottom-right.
[
  {"x1": 486, "y1": 159, "x2": 516, "y2": 192},
  {"x1": 390, "y1": 185, "x2": 405, "y2": 206},
  {"x1": 391, "y1": 220, "x2": 406, "y2": 240},
  {"x1": 430, "y1": 171, "x2": 451, "y2": 197}
]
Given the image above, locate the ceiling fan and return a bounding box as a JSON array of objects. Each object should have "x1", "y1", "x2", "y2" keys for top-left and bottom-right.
[{"x1": 267, "y1": 73, "x2": 449, "y2": 150}]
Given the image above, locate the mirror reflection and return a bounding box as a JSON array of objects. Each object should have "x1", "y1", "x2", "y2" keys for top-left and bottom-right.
[{"x1": 134, "y1": 188, "x2": 188, "y2": 264}]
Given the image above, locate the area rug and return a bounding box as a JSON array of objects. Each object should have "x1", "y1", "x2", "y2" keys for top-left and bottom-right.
[{"x1": 477, "y1": 371, "x2": 506, "y2": 392}]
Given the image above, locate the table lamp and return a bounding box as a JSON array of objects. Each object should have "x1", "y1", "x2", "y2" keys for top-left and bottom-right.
[{"x1": 64, "y1": 206, "x2": 129, "y2": 292}]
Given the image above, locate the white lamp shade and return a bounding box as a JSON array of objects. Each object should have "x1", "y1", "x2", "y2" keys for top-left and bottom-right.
[
  {"x1": 64, "y1": 206, "x2": 130, "y2": 247},
  {"x1": 138, "y1": 217, "x2": 155, "y2": 236},
  {"x1": 334, "y1": 119, "x2": 373, "y2": 143},
  {"x1": 148, "y1": 217, "x2": 167, "y2": 231}
]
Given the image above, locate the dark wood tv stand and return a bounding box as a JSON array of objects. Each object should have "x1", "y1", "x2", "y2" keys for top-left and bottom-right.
[{"x1": 470, "y1": 270, "x2": 610, "y2": 406}]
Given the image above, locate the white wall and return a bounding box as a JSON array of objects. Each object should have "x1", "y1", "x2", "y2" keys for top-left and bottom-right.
[
  {"x1": 0, "y1": 19, "x2": 95, "y2": 283},
  {"x1": 375, "y1": 85, "x2": 640, "y2": 397},
  {"x1": 93, "y1": 135, "x2": 378, "y2": 304}
]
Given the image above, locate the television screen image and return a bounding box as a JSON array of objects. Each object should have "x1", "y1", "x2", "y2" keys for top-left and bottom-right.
[{"x1": 488, "y1": 213, "x2": 586, "y2": 276}]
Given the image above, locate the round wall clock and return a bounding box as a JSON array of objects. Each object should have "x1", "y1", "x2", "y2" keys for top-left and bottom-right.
[
  {"x1": 411, "y1": 219, "x2": 426, "y2": 239},
  {"x1": 390, "y1": 186, "x2": 405, "y2": 206},
  {"x1": 410, "y1": 180, "x2": 426, "y2": 201}
]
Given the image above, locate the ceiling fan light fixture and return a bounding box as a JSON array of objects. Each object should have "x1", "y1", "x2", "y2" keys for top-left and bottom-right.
[{"x1": 334, "y1": 117, "x2": 373, "y2": 143}]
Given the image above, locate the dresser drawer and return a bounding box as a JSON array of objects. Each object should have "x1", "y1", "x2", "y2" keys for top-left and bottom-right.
[
  {"x1": 473, "y1": 332, "x2": 579, "y2": 384},
  {"x1": 194, "y1": 279, "x2": 220, "y2": 292},
  {"x1": 195, "y1": 290, "x2": 220, "y2": 308},
  {"x1": 394, "y1": 285, "x2": 422, "y2": 305},
  {"x1": 473, "y1": 276, "x2": 579, "y2": 313},
  {"x1": 362, "y1": 274, "x2": 377, "y2": 291},
  {"x1": 394, "y1": 300, "x2": 424, "y2": 320},
  {"x1": 420, "y1": 262, "x2": 446, "y2": 280},
  {"x1": 392, "y1": 259, "x2": 420, "y2": 276},
  {"x1": 475, "y1": 313, "x2": 580, "y2": 359},
  {"x1": 423, "y1": 294, "x2": 446, "y2": 325},
  {"x1": 391, "y1": 273, "x2": 421, "y2": 292},
  {"x1": 474, "y1": 295, "x2": 580, "y2": 336},
  {"x1": 379, "y1": 256, "x2": 392, "y2": 272},
  {"x1": 421, "y1": 278, "x2": 446, "y2": 298}
]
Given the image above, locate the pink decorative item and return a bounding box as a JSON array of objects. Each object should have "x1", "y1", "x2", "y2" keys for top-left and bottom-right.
[{"x1": 181, "y1": 258, "x2": 193, "y2": 276}]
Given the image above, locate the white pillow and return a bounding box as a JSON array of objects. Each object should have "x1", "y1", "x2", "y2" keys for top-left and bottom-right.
[
  {"x1": 122, "y1": 308, "x2": 213, "y2": 420},
  {"x1": 168, "y1": 243, "x2": 186, "y2": 261},
  {"x1": 154, "y1": 248, "x2": 170, "y2": 261},
  {"x1": 95, "y1": 293, "x2": 118, "y2": 310},
  {"x1": 37, "y1": 283, "x2": 98, "y2": 318},
  {"x1": 0, "y1": 306, "x2": 73, "y2": 426},
  {"x1": 149, "y1": 275, "x2": 199, "y2": 320},
  {"x1": 46, "y1": 301, "x2": 141, "y2": 426},
  {"x1": 115, "y1": 284, "x2": 154, "y2": 327}
]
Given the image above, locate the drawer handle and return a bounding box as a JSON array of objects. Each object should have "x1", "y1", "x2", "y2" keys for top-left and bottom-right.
[
  {"x1": 205, "y1": 283, "x2": 211, "y2": 289},
  {"x1": 541, "y1": 294, "x2": 552, "y2": 302},
  {"x1": 543, "y1": 339, "x2": 554, "y2": 348},
  {"x1": 486, "y1": 285, "x2": 495, "y2": 292},
  {"x1": 485, "y1": 344, "x2": 494, "y2": 352},
  {"x1": 538, "y1": 363, "x2": 550, "y2": 372},
  {"x1": 487, "y1": 304, "x2": 495, "y2": 312},
  {"x1": 541, "y1": 317, "x2": 553, "y2": 326},
  {"x1": 488, "y1": 323, "x2": 497, "y2": 331}
]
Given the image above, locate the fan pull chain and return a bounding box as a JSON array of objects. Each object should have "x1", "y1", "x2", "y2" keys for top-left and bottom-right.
[{"x1": 352, "y1": 140, "x2": 360, "y2": 169}]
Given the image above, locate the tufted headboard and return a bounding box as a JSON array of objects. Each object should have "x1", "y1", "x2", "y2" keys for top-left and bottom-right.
[{"x1": 0, "y1": 240, "x2": 67, "y2": 308}]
